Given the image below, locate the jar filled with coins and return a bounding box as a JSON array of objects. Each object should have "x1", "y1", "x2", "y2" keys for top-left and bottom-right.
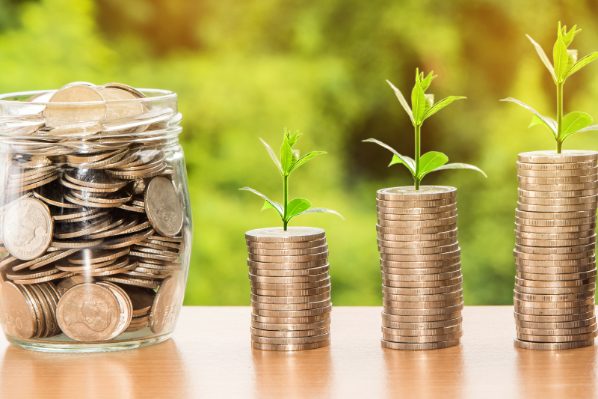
[{"x1": 0, "y1": 82, "x2": 191, "y2": 352}]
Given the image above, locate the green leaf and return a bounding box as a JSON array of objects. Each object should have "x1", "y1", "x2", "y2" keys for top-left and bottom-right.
[
  {"x1": 424, "y1": 94, "x2": 434, "y2": 115},
  {"x1": 259, "y1": 138, "x2": 282, "y2": 173},
  {"x1": 292, "y1": 149, "x2": 300, "y2": 165},
  {"x1": 424, "y1": 96, "x2": 466, "y2": 120},
  {"x1": 290, "y1": 151, "x2": 326, "y2": 172},
  {"x1": 500, "y1": 98, "x2": 557, "y2": 137},
  {"x1": 526, "y1": 34, "x2": 556, "y2": 80},
  {"x1": 296, "y1": 207, "x2": 344, "y2": 220},
  {"x1": 280, "y1": 141, "x2": 294, "y2": 175},
  {"x1": 288, "y1": 130, "x2": 301, "y2": 147},
  {"x1": 575, "y1": 124, "x2": 598, "y2": 134},
  {"x1": 285, "y1": 198, "x2": 312, "y2": 221},
  {"x1": 411, "y1": 84, "x2": 427, "y2": 124},
  {"x1": 419, "y1": 71, "x2": 436, "y2": 91},
  {"x1": 386, "y1": 80, "x2": 414, "y2": 124},
  {"x1": 262, "y1": 200, "x2": 284, "y2": 215},
  {"x1": 553, "y1": 37, "x2": 569, "y2": 82},
  {"x1": 363, "y1": 138, "x2": 415, "y2": 176},
  {"x1": 561, "y1": 111, "x2": 594, "y2": 140},
  {"x1": 417, "y1": 151, "x2": 449, "y2": 179},
  {"x1": 239, "y1": 187, "x2": 283, "y2": 217},
  {"x1": 430, "y1": 163, "x2": 487, "y2": 178},
  {"x1": 566, "y1": 49, "x2": 578, "y2": 73},
  {"x1": 567, "y1": 52, "x2": 598, "y2": 78}
]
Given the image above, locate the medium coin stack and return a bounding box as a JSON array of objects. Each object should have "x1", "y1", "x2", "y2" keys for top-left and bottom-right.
[
  {"x1": 377, "y1": 186, "x2": 464, "y2": 350},
  {"x1": 0, "y1": 82, "x2": 186, "y2": 342},
  {"x1": 246, "y1": 227, "x2": 331, "y2": 351},
  {"x1": 514, "y1": 150, "x2": 598, "y2": 350}
]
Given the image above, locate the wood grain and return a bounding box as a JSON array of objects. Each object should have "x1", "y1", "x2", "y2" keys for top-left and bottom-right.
[{"x1": 0, "y1": 306, "x2": 597, "y2": 398}]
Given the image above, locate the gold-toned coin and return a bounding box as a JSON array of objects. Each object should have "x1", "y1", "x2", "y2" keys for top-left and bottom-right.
[
  {"x1": 248, "y1": 265, "x2": 330, "y2": 277},
  {"x1": 518, "y1": 181, "x2": 598, "y2": 192},
  {"x1": 250, "y1": 299, "x2": 331, "y2": 311},
  {"x1": 515, "y1": 223, "x2": 596, "y2": 234},
  {"x1": 382, "y1": 324, "x2": 462, "y2": 337},
  {"x1": 252, "y1": 305, "x2": 331, "y2": 318},
  {"x1": 382, "y1": 283, "x2": 463, "y2": 296},
  {"x1": 377, "y1": 228, "x2": 458, "y2": 242},
  {"x1": 380, "y1": 339, "x2": 460, "y2": 350},
  {"x1": 379, "y1": 243, "x2": 460, "y2": 255},
  {"x1": 376, "y1": 186, "x2": 457, "y2": 201},
  {"x1": 513, "y1": 338, "x2": 594, "y2": 350},
  {"x1": 2, "y1": 198, "x2": 53, "y2": 260},
  {"x1": 381, "y1": 310, "x2": 462, "y2": 321},
  {"x1": 515, "y1": 209, "x2": 595, "y2": 220},
  {"x1": 518, "y1": 187, "x2": 597, "y2": 198},
  {"x1": 246, "y1": 238, "x2": 327, "y2": 250},
  {"x1": 515, "y1": 230, "x2": 595, "y2": 240},
  {"x1": 247, "y1": 259, "x2": 328, "y2": 270},
  {"x1": 378, "y1": 209, "x2": 458, "y2": 221},
  {"x1": 517, "y1": 150, "x2": 598, "y2": 164},
  {"x1": 515, "y1": 216, "x2": 597, "y2": 227},
  {"x1": 376, "y1": 224, "x2": 457, "y2": 235},
  {"x1": 250, "y1": 278, "x2": 330, "y2": 291},
  {"x1": 144, "y1": 177, "x2": 184, "y2": 237},
  {"x1": 383, "y1": 297, "x2": 463, "y2": 309},
  {"x1": 517, "y1": 202, "x2": 597, "y2": 212},
  {"x1": 250, "y1": 285, "x2": 330, "y2": 297},
  {"x1": 517, "y1": 331, "x2": 597, "y2": 342},
  {"x1": 514, "y1": 310, "x2": 595, "y2": 323},
  {"x1": 98, "y1": 275, "x2": 159, "y2": 289},
  {"x1": 251, "y1": 318, "x2": 331, "y2": 331},
  {"x1": 248, "y1": 244, "x2": 328, "y2": 256},
  {"x1": 248, "y1": 252, "x2": 329, "y2": 263},
  {"x1": 514, "y1": 304, "x2": 594, "y2": 316},
  {"x1": 382, "y1": 330, "x2": 463, "y2": 343},
  {"x1": 377, "y1": 215, "x2": 458, "y2": 228},
  {"x1": 515, "y1": 316, "x2": 596, "y2": 330},
  {"x1": 517, "y1": 160, "x2": 596, "y2": 171},
  {"x1": 376, "y1": 198, "x2": 455, "y2": 208},
  {"x1": 517, "y1": 324, "x2": 597, "y2": 336},
  {"x1": 380, "y1": 258, "x2": 461, "y2": 269},
  {"x1": 514, "y1": 283, "x2": 595, "y2": 295},
  {"x1": 12, "y1": 249, "x2": 79, "y2": 271},
  {"x1": 514, "y1": 249, "x2": 594, "y2": 261},
  {"x1": 376, "y1": 203, "x2": 457, "y2": 215},
  {"x1": 383, "y1": 290, "x2": 463, "y2": 302},
  {"x1": 381, "y1": 249, "x2": 460, "y2": 262},
  {"x1": 1, "y1": 282, "x2": 37, "y2": 338},
  {"x1": 382, "y1": 303, "x2": 464, "y2": 316},
  {"x1": 251, "y1": 333, "x2": 330, "y2": 345},
  {"x1": 377, "y1": 237, "x2": 458, "y2": 249},
  {"x1": 250, "y1": 292, "x2": 330, "y2": 304},
  {"x1": 248, "y1": 272, "x2": 329, "y2": 284},
  {"x1": 516, "y1": 269, "x2": 597, "y2": 281},
  {"x1": 515, "y1": 243, "x2": 595, "y2": 255},
  {"x1": 381, "y1": 264, "x2": 462, "y2": 276},
  {"x1": 517, "y1": 173, "x2": 598, "y2": 184},
  {"x1": 250, "y1": 326, "x2": 330, "y2": 338},
  {"x1": 245, "y1": 227, "x2": 325, "y2": 243},
  {"x1": 518, "y1": 195, "x2": 597, "y2": 205},
  {"x1": 251, "y1": 339, "x2": 330, "y2": 351},
  {"x1": 251, "y1": 313, "x2": 330, "y2": 324},
  {"x1": 382, "y1": 270, "x2": 462, "y2": 282},
  {"x1": 515, "y1": 264, "x2": 596, "y2": 275},
  {"x1": 383, "y1": 276, "x2": 463, "y2": 289},
  {"x1": 514, "y1": 276, "x2": 594, "y2": 288},
  {"x1": 381, "y1": 315, "x2": 462, "y2": 329}
]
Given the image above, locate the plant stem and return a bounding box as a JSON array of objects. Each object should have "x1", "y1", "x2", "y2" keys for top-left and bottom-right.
[
  {"x1": 283, "y1": 174, "x2": 288, "y2": 231},
  {"x1": 414, "y1": 124, "x2": 421, "y2": 190},
  {"x1": 556, "y1": 82, "x2": 563, "y2": 154}
]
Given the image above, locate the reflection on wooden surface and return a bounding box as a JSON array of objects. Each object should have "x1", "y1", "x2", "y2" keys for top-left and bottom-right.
[
  {"x1": 0, "y1": 339, "x2": 190, "y2": 399},
  {"x1": 252, "y1": 346, "x2": 332, "y2": 399},
  {"x1": 383, "y1": 344, "x2": 464, "y2": 399},
  {"x1": 516, "y1": 345, "x2": 598, "y2": 399}
]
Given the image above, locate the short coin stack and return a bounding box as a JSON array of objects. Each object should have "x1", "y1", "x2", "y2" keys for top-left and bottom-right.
[
  {"x1": 376, "y1": 186, "x2": 464, "y2": 350},
  {"x1": 514, "y1": 150, "x2": 598, "y2": 350},
  {"x1": 246, "y1": 227, "x2": 331, "y2": 351}
]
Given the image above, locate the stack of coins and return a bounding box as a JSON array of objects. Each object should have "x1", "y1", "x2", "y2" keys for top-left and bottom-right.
[
  {"x1": 246, "y1": 227, "x2": 331, "y2": 351},
  {"x1": 514, "y1": 150, "x2": 598, "y2": 350},
  {"x1": 376, "y1": 186, "x2": 464, "y2": 350},
  {"x1": 0, "y1": 82, "x2": 187, "y2": 343}
]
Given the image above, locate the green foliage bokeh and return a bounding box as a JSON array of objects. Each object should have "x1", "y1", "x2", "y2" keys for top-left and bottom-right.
[{"x1": 1, "y1": 0, "x2": 598, "y2": 305}]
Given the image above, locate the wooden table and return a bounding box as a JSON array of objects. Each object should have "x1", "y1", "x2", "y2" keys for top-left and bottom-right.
[{"x1": 0, "y1": 306, "x2": 596, "y2": 398}]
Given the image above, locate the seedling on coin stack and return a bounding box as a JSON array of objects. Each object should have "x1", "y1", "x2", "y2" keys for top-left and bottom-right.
[
  {"x1": 240, "y1": 129, "x2": 342, "y2": 351},
  {"x1": 363, "y1": 70, "x2": 486, "y2": 350},
  {"x1": 502, "y1": 23, "x2": 598, "y2": 350}
]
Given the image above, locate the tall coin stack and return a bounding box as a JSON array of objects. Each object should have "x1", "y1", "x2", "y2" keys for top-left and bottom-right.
[
  {"x1": 514, "y1": 150, "x2": 598, "y2": 350},
  {"x1": 376, "y1": 186, "x2": 464, "y2": 350},
  {"x1": 245, "y1": 227, "x2": 331, "y2": 351}
]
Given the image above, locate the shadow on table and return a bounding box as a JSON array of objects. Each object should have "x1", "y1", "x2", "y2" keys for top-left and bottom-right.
[
  {"x1": 0, "y1": 339, "x2": 191, "y2": 399},
  {"x1": 516, "y1": 344, "x2": 598, "y2": 399},
  {"x1": 251, "y1": 346, "x2": 332, "y2": 398},
  {"x1": 383, "y1": 344, "x2": 465, "y2": 398}
]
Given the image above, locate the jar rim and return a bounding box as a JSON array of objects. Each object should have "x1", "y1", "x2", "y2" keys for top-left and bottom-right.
[{"x1": 0, "y1": 88, "x2": 177, "y2": 105}]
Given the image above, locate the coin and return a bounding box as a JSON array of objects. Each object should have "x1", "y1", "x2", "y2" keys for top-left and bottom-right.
[
  {"x1": 518, "y1": 187, "x2": 597, "y2": 198},
  {"x1": 377, "y1": 237, "x2": 458, "y2": 248},
  {"x1": 248, "y1": 252, "x2": 329, "y2": 263},
  {"x1": 517, "y1": 331, "x2": 597, "y2": 342},
  {"x1": 250, "y1": 326, "x2": 330, "y2": 338},
  {"x1": 247, "y1": 259, "x2": 329, "y2": 270},
  {"x1": 1, "y1": 282, "x2": 37, "y2": 338},
  {"x1": 381, "y1": 264, "x2": 462, "y2": 276},
  {"x1": 376, "y1": 203, "x2": 457, "y2": 215},
  {"x1": 514, "y1": 310, "x2": 595, "y2": 323},
  {"x1": 380, "y1": 339, "x2": 460, "y2": 350},
  {"x1": 517, "y1": 150, "x2": 598, "y2": 164},
  {"x1": 376, "y1": 186, "x2": 457, "y2": 201},
  {"x1": 251, "y1": 319, "x2": 331, "y2": 331},
  {"x1": 518, "y1": 173, "x2": 598, "y2": 184},
  {"x1": 2, "y1": 198, "x2": 53, "y2": 260},
  {"x1": 376, "y1": 224, "x2": 457, "y2": 235},
  {"x1": 247, "y1": 245, "x2": 328, "y2": 256},
  {"x1": 250, "y1": 339, "x2": 330, "y2": 351},
  {"x1": 252, "y1": 305, "x2": 332, "y2": 318},
  {"x1": 382, "y1": 330, "x2": 463, "y2": 343},
  {"x1": 250, "y1": 292, "x2": 330, "y2": 304},
  {"x1": 250, "y1": 299, "x2": 331, "y2": 311},
  {"x1": 517, "y1": 202, "x2": 597, "y2": 212},
  {"x1": 377, "y1": 215, "x2": 458, "y2": 227},
  {"x1": 379, "y1": 243, "x2": 460, "y2": 255},
  {"x1": 381, "y1": 316, "x2": 462, "y2": 330},
  {"x1": 376, "y1": 198, "x2": 455, "y2": 208},
  {"x1": 251, "y1": 313, "x2": 330, "y2": 324},
  {"x1": 44, "y1": 85, "x2": 107, "y2": 126},
  {"x1": 513, "y1": 338, "x2": 594, "y2": 350},
  {"x1": 514, "y1": 283, "x2": 595, "y2": 295},
  {"x1": 517, "y1": 160, "x2": 596, "y2": 171},
  {"x1": 515, "y1": 317, "x2": 596, "y2": 329},
  {"x1": 56, "y1": 283, "x2": 120, "y2": 342},
  {"x1": 382, "y1": 283, "x2": 463, "y2": 296},
  {"x1": 246, "y1": 238, "x2": 327, "y2": 249},
  {"x1": 144, "y1": 177, "x2": 183, "y2": 237},
  {"x1": 380, "y1": 249, "x2": 460, "y2": 262},
  {"x1": 248, "y1": 265, "x2": 330, "y2": 277},
  {"x1": 515, "y1": 216, "x2": 597, "y2": 227},
  {"x1": 378, "y1": 209, "x2": 458, "y2": 221},
  {"x1": 251, "y1": 332, "x2": 331, "y2": 345},
  {"x1": 377, "y1": 228, "x2": 458, "y2": 242},
  {"x1": 518, "y1": 195, "x2": 597, "y2": 205},
  {"x1": 245, "y1": 227, "x2": 325, "y2": 243}
]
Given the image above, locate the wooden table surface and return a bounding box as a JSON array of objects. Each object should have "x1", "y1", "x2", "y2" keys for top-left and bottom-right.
[{"x1": 0, "y1": 306, "x2": 597, "y2": 398}]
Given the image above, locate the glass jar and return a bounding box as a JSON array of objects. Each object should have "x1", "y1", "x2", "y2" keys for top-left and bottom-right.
[{"x1": 0, "y1": 83, "x2": 192, "y2": 352}]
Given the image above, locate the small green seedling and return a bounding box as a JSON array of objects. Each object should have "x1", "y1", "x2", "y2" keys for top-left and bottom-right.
[
  {"x1": 501, "y1": 22, "x2": 598, "y2": 153},
  {"x1": 364, "y1": 69, "x2": 486, "y2": 189},
  {"x1": 240, "y1": 129, "x2": 343, "y2": 231}
]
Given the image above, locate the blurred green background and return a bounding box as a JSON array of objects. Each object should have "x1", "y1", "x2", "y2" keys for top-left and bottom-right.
[{"x1": 1, "y1": 0, "x2": 598, "y2": 305}]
